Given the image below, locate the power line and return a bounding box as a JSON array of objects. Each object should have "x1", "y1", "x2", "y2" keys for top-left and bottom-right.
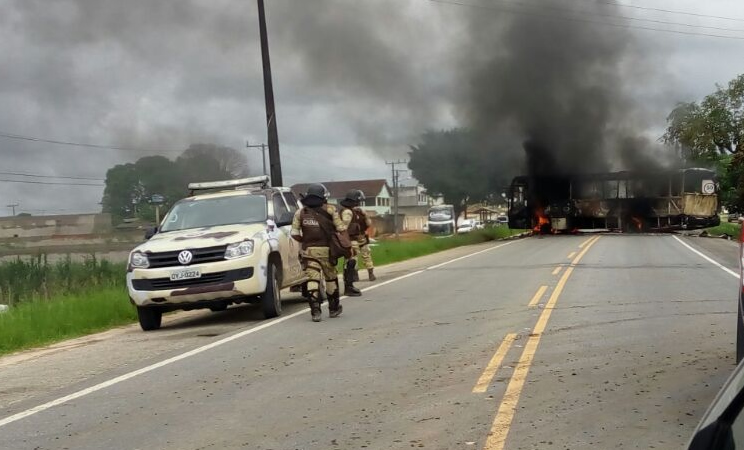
[
  {"x1": 580, "y1": 0, "x2": 744, "y2": 24},
  {"x1": 0, "y1": 130, "x2": 184, "y2": 154},
  {"x1": 0, "y1": 171, "x2": 102, "y2": 181},
  {"x1": 428, "y1": 0, "x2": 744, "y2": 40},
  {"x1": 499, "y1": 0, "x2": 744, "y2": 33}
]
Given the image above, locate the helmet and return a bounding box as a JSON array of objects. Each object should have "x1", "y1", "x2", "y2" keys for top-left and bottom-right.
[
  {"x1": 344, "y1": 189, "x2": 366, "y2": 203},
  {"x1": 305, "y1": 183, "x2": 329, "y2": 200}
]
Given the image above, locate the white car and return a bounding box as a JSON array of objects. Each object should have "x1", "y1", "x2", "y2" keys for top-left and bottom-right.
[
  {"x1": 457, "y1": 219, "x2": 477, "y2": 234},
  {"x1": 126, "y1": 176, "x2": 307, "y2": 331}
]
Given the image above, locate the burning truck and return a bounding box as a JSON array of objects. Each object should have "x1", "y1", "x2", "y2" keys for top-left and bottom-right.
[{"x1": 507, "y1": 167, "x2": 720, "y2": 233}]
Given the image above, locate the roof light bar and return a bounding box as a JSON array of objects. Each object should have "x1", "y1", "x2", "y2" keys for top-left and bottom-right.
[{"x1": 188, "y1": 175, "x2": 270, "y2": 191}]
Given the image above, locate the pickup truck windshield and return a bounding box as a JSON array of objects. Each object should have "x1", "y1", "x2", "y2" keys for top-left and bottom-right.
[{"x1": 161, "y1": 195, "x2": 267, "y2": 232}]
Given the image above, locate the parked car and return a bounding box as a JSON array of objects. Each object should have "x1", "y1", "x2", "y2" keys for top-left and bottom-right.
[
  {"x1": 126, "y1": 176, "x2": 308, "y2": 331},
  {"x1": 496, "y1": 215, "x2": 509, "y2": 225},
  {"x1": 728, "y1": 213, "x2": 740, "y2": 223},
  {"x1": 457, "y1": 219, "x2": 477, "y2": 234}
]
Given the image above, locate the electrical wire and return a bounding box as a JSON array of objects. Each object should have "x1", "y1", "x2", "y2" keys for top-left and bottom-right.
[{"x1": 428, "y1": 0, "x2": 744, "y2": 40}]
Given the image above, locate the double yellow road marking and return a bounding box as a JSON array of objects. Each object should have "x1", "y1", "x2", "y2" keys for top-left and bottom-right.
[{"x1": 479, "y1": 235, "x2": 601, "y2": 450}]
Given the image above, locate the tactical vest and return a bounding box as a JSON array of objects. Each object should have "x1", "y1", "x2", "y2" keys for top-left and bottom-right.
[
  {"x1": 342, "y1": 206, "x2": 366, "y2": 240},
  {"x1": 300, "y1": 207, "x2": 331, "y2": 249}
]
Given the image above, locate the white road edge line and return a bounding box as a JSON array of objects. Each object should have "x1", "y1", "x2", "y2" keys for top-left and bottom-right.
[
  {"x1": 672, "y1": 235, "x2": 738, "y2": 279},
  {"x1": 0, "y1": 239, "x2": 522, "y2": 428}
]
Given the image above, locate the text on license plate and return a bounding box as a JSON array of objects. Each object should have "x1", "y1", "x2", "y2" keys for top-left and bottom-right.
[{"x1": 170, "y1": 268, "x2": 202, "y2": 281}]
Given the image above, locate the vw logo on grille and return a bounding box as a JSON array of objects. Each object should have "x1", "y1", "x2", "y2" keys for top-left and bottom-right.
[{"x1": 178, "y1": 250, "x2": 193, "y2": 265}]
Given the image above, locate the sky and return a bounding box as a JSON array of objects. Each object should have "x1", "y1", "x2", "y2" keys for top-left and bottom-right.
[{"x1": 0, "y1": 0, "x2": 743, "y2": 216}]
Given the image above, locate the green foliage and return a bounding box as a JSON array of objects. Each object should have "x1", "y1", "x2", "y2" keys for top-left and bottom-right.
[
  {"x1": 664, "y1": 74, "x2": 744, "y2": 160},
  {"x1": 0, "y1": 255, "x2": 126, "y2": 306},
  {"x1": 704, "y1": 221, "x2": 741, "y2": 240},
  {"x1": 0, "y1": 288, "x2": 135, "y2": 356},
  {"x1": 409, "y1": 129, "x2": 503, "y2": 220},
  {"x1": 101, "y1": 144, "x2": 249, "y2": 224}
]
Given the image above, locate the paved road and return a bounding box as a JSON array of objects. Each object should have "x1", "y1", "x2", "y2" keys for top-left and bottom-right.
[{"x1": 0, "y1": 234, "x2": 738, "y2": 449}]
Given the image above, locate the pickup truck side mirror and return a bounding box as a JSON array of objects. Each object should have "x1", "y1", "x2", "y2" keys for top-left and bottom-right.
[
  {"x1": 144, "y1": 226, "x2": 158, "y2": 240},
  {"x1": 275, "y1": 212, "x2": 294, "y2": 227}
]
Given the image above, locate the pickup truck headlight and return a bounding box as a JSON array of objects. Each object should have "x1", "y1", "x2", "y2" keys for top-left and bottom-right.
[
  {"x1": 225, "y1": 240, "x2": 254, "y2": 259},
  {"x1": 129, "y1": 251, "x2": 150, "y2": 269}
]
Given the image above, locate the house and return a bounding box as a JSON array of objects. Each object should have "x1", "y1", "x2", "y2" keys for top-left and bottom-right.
[
  {"x1": 291, "y1": 179, "x2": 393, "y2": 215},
  {"x1": 397, "y1": 184, "x2": 431, "y2": 207}
]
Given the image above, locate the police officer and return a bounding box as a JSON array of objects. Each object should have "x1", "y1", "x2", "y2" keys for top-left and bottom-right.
[
  {"x1": 291, "y1": 184, "x2": 347, "y2": 322},
  {"x1": 340, "y1": 189, "x2": 376, "y2": 290}
]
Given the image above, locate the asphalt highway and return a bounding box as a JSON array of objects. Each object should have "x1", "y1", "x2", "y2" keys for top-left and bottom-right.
[{"x1": 0, "y1": 234, "x2": 738, "y2": 450}]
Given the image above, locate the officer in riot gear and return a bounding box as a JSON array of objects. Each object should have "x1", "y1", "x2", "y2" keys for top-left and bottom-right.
[
  {"x1": 340, "y1": 189, "x2": 376, "y2": 295},
  {"x1": 291, "y1": 183, "x2": 346, "y2": 321}
]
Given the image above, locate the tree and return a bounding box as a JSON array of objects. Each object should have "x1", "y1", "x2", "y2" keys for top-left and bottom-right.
[
  {"x1": 664, "y1": 74, "x2": 744, "y2": 212},
  {"x1": 664, "y1": 74, "x2": 744, "y2": 160},
  {"x1": 101, "y1": 144, "x2": 244, "y2": 224},
  {"x1": 409, "y1": 129, "x2": 498, "y2": 222}
]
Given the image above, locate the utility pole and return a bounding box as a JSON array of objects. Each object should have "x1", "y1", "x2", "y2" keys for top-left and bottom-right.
[
  {"x1": 256, "y1": 0, "x2": 282, "y2": 186},
  {"x1": 386, "y1": 160, "x2": 408, "y2": 237},
  {"x1": 246, "y1": 141, "x2": 268, "y2": 176},
  {"x1": 6, "y1": 203, "x2": 18, "y2": 216}
]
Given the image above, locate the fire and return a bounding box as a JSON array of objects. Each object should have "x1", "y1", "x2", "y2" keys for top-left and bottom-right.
[
  {"x1": 631, "y1": 216, "x2": 643, "y2": 232},
  {"x1": 533, "y1": 207, "x2": 551, "y2": 234}
]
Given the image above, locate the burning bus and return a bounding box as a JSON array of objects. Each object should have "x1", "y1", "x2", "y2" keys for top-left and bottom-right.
[{"x1": 507, "y1": 168, "x2": 720, "y2": 233}]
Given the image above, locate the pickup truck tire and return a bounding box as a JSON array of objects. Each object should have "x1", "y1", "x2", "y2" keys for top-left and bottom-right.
[
  {"x1": 261, "y1": 262, "x2": 282, "y2": 319},
  {"x1": 137, "y1": 306, "x2": 162, "y2": 331}
]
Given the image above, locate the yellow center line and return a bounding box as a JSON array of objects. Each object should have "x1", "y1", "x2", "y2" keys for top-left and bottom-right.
[
  {"x1": 578, "y1": 236, "x2": 595, "y2": 248},
  {"x1": 483, "y1": 235, "x2": 601, "y2": 450},
  {"x1": 567, "y1": 251, "x2": 576, "y2": 259},
  {"x1": 527, "y1": 285, "x2": 548, "y2": 308},
  {"x1": 473, "y1": 333, "x2": 518, "y2": 393},
  {"x1": 551, "y1": 266, "x2": 563, "y2": 276}
]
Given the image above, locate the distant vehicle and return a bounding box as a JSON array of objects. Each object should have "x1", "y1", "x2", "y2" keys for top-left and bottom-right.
[
  {"x1": 496, "y1": 215, "x2": 509, "y2": 225},
  {"x1": 728, "y1": 213, "x2": 740, "y2": 223},
  {"x1": 457, "y1": 219, "x2": 477, "y2": 234},
  {"x1": 427, "y1": 205, "x2": 455, "y2": 235},
  {"x1": 126, "y1": 176, "x2": 308, "y2": 331}
]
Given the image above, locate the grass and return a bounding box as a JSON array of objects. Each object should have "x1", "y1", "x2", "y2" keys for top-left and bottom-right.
[
  {"x1": 0, "y1": 287, "x2": 135, "y2": 356},
  {"x1": 704, "y1": 222, "x2": 741, "y2": 240}
]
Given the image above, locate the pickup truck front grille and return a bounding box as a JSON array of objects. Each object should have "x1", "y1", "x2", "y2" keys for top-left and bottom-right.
[
  {"x1": 132, "y1": 267, "x2": 253, "y2": 291},
  {"x1": 147, "y1": 245, "x2": 228, "y2": 269}
]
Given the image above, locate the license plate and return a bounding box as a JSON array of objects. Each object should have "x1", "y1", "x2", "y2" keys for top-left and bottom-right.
[{"x1": 170, "y1": 268, "x2": 202, "y2": 281}]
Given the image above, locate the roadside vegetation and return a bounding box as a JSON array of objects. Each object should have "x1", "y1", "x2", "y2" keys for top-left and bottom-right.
[
  {"x1": 0, "y1": 256, "x2": 132, "y2": 356},
  {"x1": 0, "y1": 228, "x2": 524, "y2": 357},
  {"x1": 703, "y1": 222, "x2": 741, "y2": 240}
]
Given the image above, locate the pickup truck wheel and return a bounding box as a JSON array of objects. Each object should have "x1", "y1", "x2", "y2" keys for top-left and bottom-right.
[
  {"x1": 261, "y1": 262, "x2": 282, "y2": 319},
  {"x1": 137, "y1": 306, "x2": 162, "y2": 331}
]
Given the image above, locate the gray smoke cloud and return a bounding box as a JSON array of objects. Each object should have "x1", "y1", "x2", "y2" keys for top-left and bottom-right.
[{"x1": 457, "y1": 1, "x2": 667, "y2": 177}]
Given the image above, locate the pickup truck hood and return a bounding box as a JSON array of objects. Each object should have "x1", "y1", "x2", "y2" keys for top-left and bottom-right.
[{"x1": 134, "y1": 223, "x2": 266, "y2": 253}]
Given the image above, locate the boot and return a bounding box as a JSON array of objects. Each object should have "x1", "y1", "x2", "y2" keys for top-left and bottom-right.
[
  {"x1": 308, "y1": 295, "x2": 322, "y2": 322},
  {"x1": 353, "y1": 269, "x2": 359, "y2": 282},
  {"x1": 344, "y1": 261, "x2": 362, "y2": 297},
  {"x1": 345, "y1": 283, "x2": 362, "y2": 297},
  {"x1": 368, "y1": 268, "x2": 377, "y2": 281},
  {"x1": 328, "y1": 292, "x2": 343, "y2": 318}
]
